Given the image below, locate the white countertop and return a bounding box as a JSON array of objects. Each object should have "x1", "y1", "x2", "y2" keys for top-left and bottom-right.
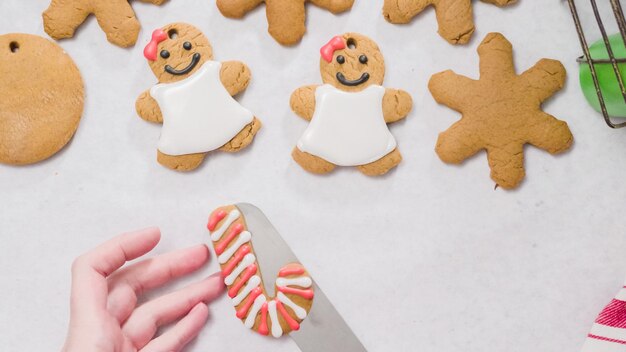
[{"x1": 1, "y1": 1, "x2": 625, "y2": 351}]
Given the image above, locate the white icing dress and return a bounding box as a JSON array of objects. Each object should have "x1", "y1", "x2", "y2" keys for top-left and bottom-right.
[
  {"x1": 150, "y1": 61, "x2": 254, "y2": 156},
  {"x1": 297, "y1": 84, "x2": 396, "y2": 166}
]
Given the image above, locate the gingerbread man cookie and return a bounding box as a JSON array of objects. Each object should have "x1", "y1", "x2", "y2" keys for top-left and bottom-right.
[
  {"x1": 216, "y1": 0, "x2": 355, "y2": 46},
  {"x1": 207, "y1": 206, "x2": 314, "y2": 338},
  {"x1": 136, "y1": 23, "x2": 262, "y2": 172},
  {"x1": 383, "y1": 0, "x2": 516, "y2": 45},
  {"x1": 429, "y1": 33, "x2": 573, "y2": 189},
  {"x1": 0, "y1": 33, "x2": 84, "y2": 165},
  {"x1": 43, "y1": 0, "x2": 168, "y2": 47},
  {"x1": 291, "y1": 33, "x2": 413, "y2": 176}
]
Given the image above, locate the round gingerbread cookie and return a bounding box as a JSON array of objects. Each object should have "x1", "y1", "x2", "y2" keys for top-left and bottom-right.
[{"x1": 0, "y1": 34, "x2": 84, "y2": 165}]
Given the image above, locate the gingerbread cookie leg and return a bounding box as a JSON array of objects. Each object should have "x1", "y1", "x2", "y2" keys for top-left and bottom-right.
[
  {"x1": 92, "y1": 1, "x2": 141, "y2": 47},
  {"x1": 434, "y1": 0, "x2": 474, "y2": 44},
  {"x1": 216, "y1": 0, "x2": 263, "y2": 18},
  {"x1": 310, "y1": 0, "x2": 355, "y2": 13},
  {"x1": 383, "y1": 0, "x2": 432, "y2": 24},
  {"x1": 157, "y1": 151, "x2": 206, "y2": 171},
  {"x1": 486, "y1": 144, "x2": 525, "y2": 189},
  {"x1": 292, "y1": 148, "x2": 336, "y2": 174},
  {"x1": 42, "y1": 0, "x2": 90, "y2": 40},
  {"x1": 265, "y1": 0, "x2": 307, "y2": 46},
  {"x1": 357, "y1": 148, "x2": 402, "y2": 176},
  {"x1": 220, "y1": 117, "x2": 263, "y2": 152}
]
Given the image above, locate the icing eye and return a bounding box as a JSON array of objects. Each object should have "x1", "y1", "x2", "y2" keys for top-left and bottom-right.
[
  {"x1": 183, "y1": 42, "x2": 192, "y2": 50},
  {"x1": 160, "y1": 50, "x2": 170, "y2": 59},
  {"x1": 359, "y1": 55, "x2": 368, "y2": 64},
  {"x1": 336, "y1": 55, "x2": 345, "y2": 64}
]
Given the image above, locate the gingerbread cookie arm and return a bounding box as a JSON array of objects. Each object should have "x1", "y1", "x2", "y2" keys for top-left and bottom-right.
[
  {"x1": 220, "y1": 61, "x2": 252, "y2": 96},
  {"x1": 290, "y1": 85, "x2": 319, "y2": 121},
  {"x1": 90, "y1": 1, "x2": 140, "y2": 47},
  {"x1": 434, "y1": 0, "x2": 475, "y2": 44},
  {"x1": 429, "y1": 70, "x2": 476, "y2": 112},
  {"x1": 136, "y1": 90, "x2": 163, "y2": 123},
  {"x1": 383, "y1": 0, "x2": 432, "y2": 24},
  {"x1": 310, "y1": 0, "x2": 355, "y2": 13},
  {"x1": 42, "y1": 0, "x2": 91, "y2": 40},
  {"x1": 207, "y1": 206, "x2": 314, "y2": 338},
  {"x1": 520, "y1": 59, "x2": 566, "y2": 103},
  {"x1": 216, "y1": 0, "x2": 263, "y2": 18},
  {"x1": 265, "y1": 1, "x2": 307, "y2": 45},
  {"x1": 525, "y1": 112, "x2": 573, "y2": 154},
  {"x1": 382, "y1": 88, "x2": 413, "y2": 123}
]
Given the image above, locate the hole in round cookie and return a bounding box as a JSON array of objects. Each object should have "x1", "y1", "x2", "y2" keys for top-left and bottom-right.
[
  {"x1": 9, "y1": 41, "x2": 19, "y2": 53},
  {"x1": 168, "y1": 29, "x2": 178, "y2": 39},
  {"x1": 347, "y1": 38, "x2": 356, "y2": 50}
]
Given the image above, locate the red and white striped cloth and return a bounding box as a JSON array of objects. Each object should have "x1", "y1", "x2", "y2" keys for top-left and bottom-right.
[{"x1": 582, "y1": 283, "x2": 626, "y2": 351}]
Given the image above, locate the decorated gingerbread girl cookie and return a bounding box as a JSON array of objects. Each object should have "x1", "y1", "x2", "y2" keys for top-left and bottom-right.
[
  {"x1": 291, "y1": 33, "x2": 413, "y2": 176},
  {"x1": 136, "y1": 23, "x2": 262, "y2": 172}
]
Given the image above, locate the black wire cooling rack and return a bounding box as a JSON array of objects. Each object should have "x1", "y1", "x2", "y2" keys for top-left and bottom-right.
[{"x1": 568, "y1": 0, "x2": 626, "y2": 128}]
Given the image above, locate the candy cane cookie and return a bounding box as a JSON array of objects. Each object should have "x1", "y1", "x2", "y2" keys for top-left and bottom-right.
[{"x1": 206, "y1": 205, "x2": 314, "y2": 338}]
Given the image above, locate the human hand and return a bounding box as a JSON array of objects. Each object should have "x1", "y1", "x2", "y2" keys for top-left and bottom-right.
[{"x1": 61, "y1": 227, "x2": 223, "y2": 352}]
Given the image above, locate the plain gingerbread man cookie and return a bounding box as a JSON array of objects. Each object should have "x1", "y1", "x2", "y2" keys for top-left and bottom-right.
[
  {"x1": 216, "y1": 0, "x2": 355, "y2": 46},
  {"x1": 43, "y1": 0, "x2": 168, "y2": 47},
  {"x1": 383, "y1": 0, "x2": 516, "y2": 44},
  {"x1": 0, "y1": 33, "x2": 84, "y2": 165},
  {"x1": 291, "y1": 33, "x2": 413, "y2": 176},
  {"x1": 429, "y1": 33, "x2": 573, "y2": 189},
  {"x1": 136, "y1": 23, "x2": 262, "y2": 172}
]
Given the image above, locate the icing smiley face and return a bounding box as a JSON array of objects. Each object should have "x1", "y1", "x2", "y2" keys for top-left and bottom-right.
[
  {"x1": 144, "y1": 23, "x2": 214, "y2": 84},
  {"x1": 319, "y1": 33, "x2": 385, "y2": 92}
]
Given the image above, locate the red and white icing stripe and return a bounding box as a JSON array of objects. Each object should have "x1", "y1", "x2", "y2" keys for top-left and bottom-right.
[
  {"x1": 582, "y1": 285, "x2": 626, "y2": 351},
  {"x1": 207, "y1": 208, "x2": 315, "y2": 338}
]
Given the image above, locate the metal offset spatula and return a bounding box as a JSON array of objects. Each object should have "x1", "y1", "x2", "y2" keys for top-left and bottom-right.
[{"x1": 233, "y1": 203, "x2": 367, "y2": 352}]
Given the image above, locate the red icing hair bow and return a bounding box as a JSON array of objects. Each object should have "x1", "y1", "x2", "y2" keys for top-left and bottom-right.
[
  {"x1": 144, "y1": 29, "x2": 168, "y2": 61},
  {"x1": 320, "y1": 36, "x2": 346, "y2": 63}
]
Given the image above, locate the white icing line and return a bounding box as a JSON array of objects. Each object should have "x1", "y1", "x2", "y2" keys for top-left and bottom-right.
[
  {"x1": 589, "y1": 323, "x2": 626, "y2": 342},
  {"x1": 224, "y1": 253, "x2": 256, "y2": 286},
  {"x1": 210, "y1": 209, "x2": 240, "y2": 241},
  {"x1": 231, "y1": 275, "x2": 261, "y2": 306},
  {"x1": 277, "y1": 292, "x2": 307, "y2": 320},
  {"x1": 276, "y1": 276, "x2": 312, "y2": 288},
  {"x1": 244, "y1": 295, "x2": 267, "y2": 329},
  {"x1": 218, "y1": 231, "x2": 251, "y2": 264},
  {"x1": 268, "y1": 300, "x2": 283, "y2": 338}
]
